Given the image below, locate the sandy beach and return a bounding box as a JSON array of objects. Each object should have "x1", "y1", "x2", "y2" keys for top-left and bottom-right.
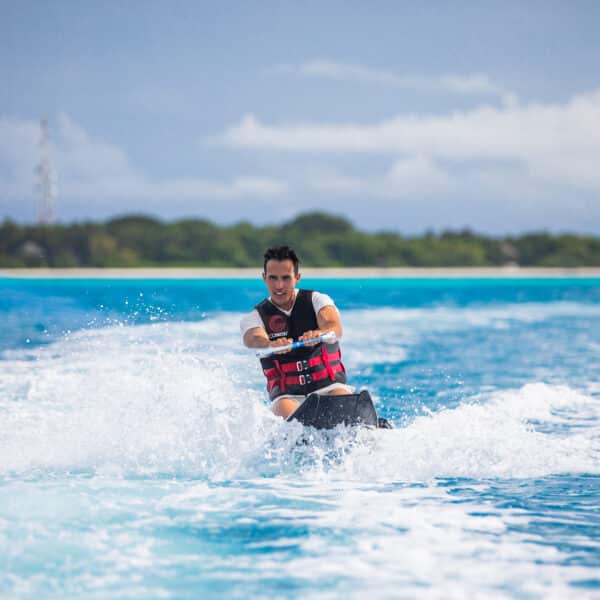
[{"x1": 2, "y1": 267, "x2": 600, "y2": 279}]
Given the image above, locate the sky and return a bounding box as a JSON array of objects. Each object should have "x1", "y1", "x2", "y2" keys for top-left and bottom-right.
[{"x1": 1, "y1": 1, "x2": 600, "y2": 234}]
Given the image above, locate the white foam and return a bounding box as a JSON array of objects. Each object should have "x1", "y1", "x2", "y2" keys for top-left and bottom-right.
[
  {"x1": 147, "y1": 476, "x2": 598, "y2": 599},
  {"x1": 341, "y1": 301, "x2": 600, "y2": 366},
  {"x1": 335, "y1": 383, "x2": 600, "y2": 481},
  {"x1": 1, "y1": 304, "x2": 598, "y2": 599},
  {"x1": 0, "y1": 319, "x2": 277, "y2": 477},
  {"x1": 0, "y1": 318, "x2": 598, "y2": 481}
]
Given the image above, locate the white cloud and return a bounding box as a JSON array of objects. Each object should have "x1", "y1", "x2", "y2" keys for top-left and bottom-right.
[
  {"x1": 270, "y1": 60, "x2": 508, "y2": 98},
  {"x1": 0, "y1": 114, "x2": 288, "y2": 209},
  {"x1": 0, "y1": 118, "x2": 39, "y2": 202},
  {"x1": 306, "y1": 156, "x2": 452, "y2": 199},
  {"x1": 3, "y1": 89, "x2": 599, "y2": 231},
  {"x1": 218, "y1": 88, "x2": 600, "y2": 193},
  {"x1": 387, "y1": 155, "x2": 452, "y2": 195}
]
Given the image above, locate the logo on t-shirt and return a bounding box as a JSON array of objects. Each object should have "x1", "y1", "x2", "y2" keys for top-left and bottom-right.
[{"x1": 268, "y1": 314, "x2": 288, "y2": 336}]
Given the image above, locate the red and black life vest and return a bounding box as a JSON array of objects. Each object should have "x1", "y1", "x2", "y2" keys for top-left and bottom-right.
[{"x1": 256, "y1": 289, "x2": 347, "y2": 400}]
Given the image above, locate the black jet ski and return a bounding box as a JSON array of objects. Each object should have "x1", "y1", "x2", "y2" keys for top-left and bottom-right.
[{"x1": 287, "y1": 390, "x2": 393, "y2": 430}]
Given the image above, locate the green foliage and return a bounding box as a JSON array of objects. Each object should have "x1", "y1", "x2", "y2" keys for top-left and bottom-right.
[{"x1": 1, "y1": 213, "x2": 598, "y2": 268}]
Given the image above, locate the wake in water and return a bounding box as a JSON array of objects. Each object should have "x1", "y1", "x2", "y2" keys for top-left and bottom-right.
[
  {"x1": 1, "y1": 292, "x2": 599, "y2": 599},
  {"x1": 1, "y1": 319, "x2": 598, "y2": 482}
]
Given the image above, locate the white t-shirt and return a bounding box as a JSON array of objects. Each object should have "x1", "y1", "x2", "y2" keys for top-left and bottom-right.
[{"x1": 240, "y1": 289, "x2": 338, "y2": 338}]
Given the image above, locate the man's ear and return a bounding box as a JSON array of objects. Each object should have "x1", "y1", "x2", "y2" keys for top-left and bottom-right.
[
  {"x1": 262, "y1": 272, "x2": 267, "y2": 282},
  {"x1": 296, "y1": 272, "x2": 302, "y2": 283}
]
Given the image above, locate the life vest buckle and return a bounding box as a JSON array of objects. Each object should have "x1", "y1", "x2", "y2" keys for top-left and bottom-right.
[
  {"x1": 296, "y1": 359, "x2": 310, "y2": 372},
  {"x1": 299, "y1": 373, "x2": 312, "y2": 386}
]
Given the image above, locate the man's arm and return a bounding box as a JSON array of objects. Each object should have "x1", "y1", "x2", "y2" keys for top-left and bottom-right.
[
  {"x1": 243, "y1": 327, "x2": 292, "y2": 350},
  {"x1": 243, "y1": 327, "x2": 269, "y2": 348},
  {"x1": 299, "y1": 305, "x2": 343, "y2": 342},
  {"x1": 241, "y1": 309, "x2": 293, "y2": 351},
  {"x1": 317, "y1": 305, "x2": 343, "y2": 338}
]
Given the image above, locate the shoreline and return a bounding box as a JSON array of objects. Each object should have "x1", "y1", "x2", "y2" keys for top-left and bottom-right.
[{"x1": 2, "y1": 267, "x2": 600, "y2": 279}]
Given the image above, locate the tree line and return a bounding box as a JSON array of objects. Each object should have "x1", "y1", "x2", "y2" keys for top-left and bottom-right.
[{"x1": 1, "y1": 212, "x2": 599, "y2": 267}]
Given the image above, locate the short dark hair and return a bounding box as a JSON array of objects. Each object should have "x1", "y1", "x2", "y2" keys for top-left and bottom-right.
[{"x1": 263, "y1": 245, "x2": 300, "y2": 274}]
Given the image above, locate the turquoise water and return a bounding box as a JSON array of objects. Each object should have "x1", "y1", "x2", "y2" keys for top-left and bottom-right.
[{"x1": 1, "y1": 277, "x2": 599, "y2": 598}]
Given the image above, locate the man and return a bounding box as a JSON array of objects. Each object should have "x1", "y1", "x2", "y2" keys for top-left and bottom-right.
[{"x1": 241, "y1": 245, "x2": 353, "y2": 419}]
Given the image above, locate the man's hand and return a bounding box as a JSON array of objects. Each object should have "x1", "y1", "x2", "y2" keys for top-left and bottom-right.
[
  {"x1": 269, "y1": 337, "x2": 293, "y2": 354},
  {"x1": 299, "y1": 329, "x2": 326, "y2": 346}
]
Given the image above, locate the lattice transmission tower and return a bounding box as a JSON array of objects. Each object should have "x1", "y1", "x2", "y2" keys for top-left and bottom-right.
[{"x1": 35, "y1": 117, "x2": 57, "y2": 224}]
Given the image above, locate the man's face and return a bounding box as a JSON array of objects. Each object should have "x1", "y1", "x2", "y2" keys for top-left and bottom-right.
[{"x1": 263, "y1": 259, "x2": 301, "y2": 309}]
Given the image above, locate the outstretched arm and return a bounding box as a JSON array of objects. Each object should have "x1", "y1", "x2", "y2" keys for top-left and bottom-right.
[
  {"x1": 243, "y1": 327, "x2": 292, "y2": 350},
  {"x1": 299, "y1": 305, "x2": 343, "y2": 342},
  {"x1": 243, "y1": 327, "x2": 269, "y2": 348}
]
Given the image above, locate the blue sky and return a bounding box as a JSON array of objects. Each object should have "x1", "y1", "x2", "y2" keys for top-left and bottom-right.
[{"x1": 2, "y1": 1, "x2": 600, "y2": 233}]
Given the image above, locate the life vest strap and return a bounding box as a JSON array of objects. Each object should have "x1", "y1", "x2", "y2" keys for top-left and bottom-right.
[
  {"x1": 280, "y1": 362, "x2": 344, "y2": 387},
  {"x1": 262, "y1": 350, "x2": 342, "y2": 378},
  {"x1": 272, "y1": 359, "x2": 285, "y2": 393},
  {"x1": 320, "y1": 344, "x2": 336, "y2": 380}
]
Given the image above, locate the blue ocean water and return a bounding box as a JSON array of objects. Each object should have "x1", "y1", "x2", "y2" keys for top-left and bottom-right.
[{"x1": 1, "y1": 277, "x2": 599, "y2": 598}]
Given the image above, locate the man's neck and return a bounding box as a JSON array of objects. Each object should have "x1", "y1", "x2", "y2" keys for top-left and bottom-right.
[{"x1": 269, "y1": 288, "x2": 299, "y2": 312}]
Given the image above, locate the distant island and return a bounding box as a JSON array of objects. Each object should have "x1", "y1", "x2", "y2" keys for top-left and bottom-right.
[{"x1": 1, "y1": 212, "x2": 599, "y2": 268}]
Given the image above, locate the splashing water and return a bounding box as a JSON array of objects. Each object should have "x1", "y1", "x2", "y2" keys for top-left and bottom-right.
[{"x1": 0, "y1": 278, "x2": 599, "y2": 598}]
